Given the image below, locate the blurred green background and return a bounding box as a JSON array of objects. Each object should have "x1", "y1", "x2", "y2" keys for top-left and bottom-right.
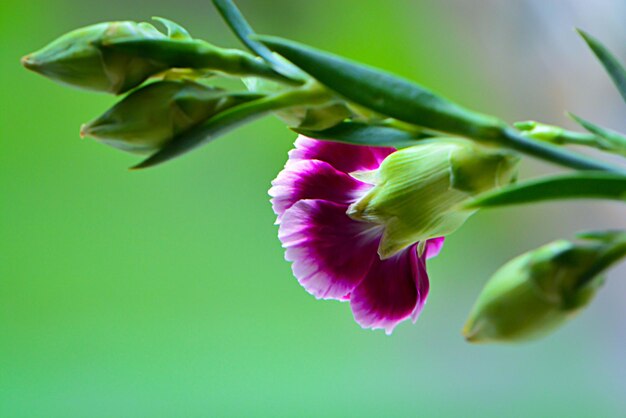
[{"x1": 2, "y1": 1, "x2": 626, "y2": 417}]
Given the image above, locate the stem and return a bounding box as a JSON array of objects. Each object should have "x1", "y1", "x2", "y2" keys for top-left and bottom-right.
[{"x1": 499, "y1": 128, "x2": 626, "y2": 173}]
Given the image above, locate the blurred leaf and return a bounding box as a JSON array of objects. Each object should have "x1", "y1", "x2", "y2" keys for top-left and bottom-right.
[
  {"x1": 576, "y1": 229, "x2": 626, "y2": 243},
  {"x1": 254, "y1": 35, "x2": 504, "y2": 140},
  {"x1": 212, "y1": 0, "x2": 303, "y2": 80},
  {"x1": 152, "y1": 17, "x2": 191, "y2": 39},
  {"x1": 568, "y1": 113, "x2": 626, "y2": 156},
  {"x1": 294, "y1": 121, "x2": 431, "y2": 148},
  {"x1": 578, "y1": 29, "x2": 626, "y2": 104},
  {"x1": 466, "y1": 172, "x2": 626, "y2": 208}
]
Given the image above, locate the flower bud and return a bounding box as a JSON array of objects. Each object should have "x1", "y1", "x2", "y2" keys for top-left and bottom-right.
[
  {"x1": 21, "y1": 21, "x2": 167, "y2": 94},
  {"x1": 348, "y1": 139, "x2": 519, "y2": 258},
  {"x1": 80, "y1": 80, "x2": 258, "y2": 154},
  {"x1": 463, "y1": 235, "x2": 626, "y2": 343}
]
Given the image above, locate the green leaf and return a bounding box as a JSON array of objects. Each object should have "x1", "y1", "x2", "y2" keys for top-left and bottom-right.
[
  {"x1": 212, "y1": 0, "x2": 304, "y2": 82},
  {"x1": 568, "y1": 113, "x2": 626, "y2": 154},
  {"x1": 132, "y1": 94, "x2": 273, "y2": 169},
  {"x1": 152, "y1": 17, "x2": 191, "y2": 40},
  {"x1": 294, "y1": 122, "x2": 431, "y2": 148},
  {"x1": 254, "y1": 35, "x2": 505, "y2": 140},
  {"x1": 576, "y1": 230, "x2": 626, "y2": 243},
  {"x1": 466, "y1": 172, "x2": 626, "y2": 208},
  {"x1": 577, "y1": 29, "x2": 626, "y2": 104}
]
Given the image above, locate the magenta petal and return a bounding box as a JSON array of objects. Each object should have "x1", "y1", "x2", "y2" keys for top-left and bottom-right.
[
  {"x1": 411, "y1": 254, "x2": 430, "y2": 323},
  {"x1": 269, "y1": 159, "x2": 371, "y2": 223},
  {"x1": 350, "y1": 244, "x2": 429, "y2": 334},
  {"x1": 279, "y1": 199, "x2": 381, "y2": 300},
  {"x1": 287, "y1": 136, "x2": 394, "y2": 174},
  {"x1": 425, "y1": 237, "x2": 445, "y2": 259}
]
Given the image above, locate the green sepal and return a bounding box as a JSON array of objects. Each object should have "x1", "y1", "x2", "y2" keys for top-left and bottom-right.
[
  {"x1": 152, "y1": 17, "x2": 191, "y2": 39},
  {"x1": 294, "y1": 121, "x2": 431, "y2": 148},
  {"x1": 466, "y1": 172, "x2": 626, "y2": 209},
  {"x1": 253, "y1": 35, "x2": 507, "y2": 141},
  {"x1": 348, "y1": 139, "x2": 519, "y2": 258},
  {"x1": 577, "y1": 29, "x2": 626, "y2": 104}
]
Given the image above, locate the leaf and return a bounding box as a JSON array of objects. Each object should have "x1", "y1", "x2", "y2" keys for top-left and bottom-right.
[
  {"x1": 466, "y1": 172, "x2": 626, "y2": 208},
  {"x1": 293, "y1": 122, "x2": 431, "y2": 148},
  {"x1": 577, "y1": 29, "x2": 626, "y2": 104},
  {"x1": 576, "y1": 230, "x2": 626, "y2": 243},
  {"x1": 211, "y1": 0, "x2": 304, "y2": 80},
  {"x1": 568, "y1": 113, "x2": 626, "y2": 153},
  {"x1": 132, "y1": 94, "x2": 282, "y2": 169},
  {"x1": 253, "y1": 35, "x2": 504, "y2": 140},
  {"x1": 152, "y1": 17, "x2": 191, "y2": 40}
]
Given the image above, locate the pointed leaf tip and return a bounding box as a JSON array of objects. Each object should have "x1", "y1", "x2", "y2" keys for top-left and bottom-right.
[{"x1": 577, "y1": 29, "x2": 626, "y2": 105}]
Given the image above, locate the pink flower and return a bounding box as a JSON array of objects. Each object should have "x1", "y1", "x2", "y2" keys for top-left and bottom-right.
[{"x1": 270, "y1": 136, "x2": 444, "y2": 334}]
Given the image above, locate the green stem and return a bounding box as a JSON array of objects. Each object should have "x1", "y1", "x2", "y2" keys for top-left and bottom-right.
[{"x1": 499, "y1": 128, "x2": 626, "y2": 173}]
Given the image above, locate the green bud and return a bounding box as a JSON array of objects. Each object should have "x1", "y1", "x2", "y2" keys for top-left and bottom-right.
[
  {"x1": 80, "y1": 80, "x2": 258, "y2": 154},
  {"x1": 348, "y1": 139, "x2": 519, "y2": 258},
  {"x1": 244, "y1": 77, "x2": 350, "y2": 130},
  {"x1": 463, "y1": 234, "x2": 626, "y2": 343},
  {"x1": 22, "y1": 21, "x2": 168, "y2": 94}
]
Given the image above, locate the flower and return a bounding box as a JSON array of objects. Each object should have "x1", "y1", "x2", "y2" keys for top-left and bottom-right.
[
  {"x1": 349, "y1": 138, "x2": 519, "y2": 258},
  {"x1": 270, "y1": 136, "x2": 444, "y2": 334}
]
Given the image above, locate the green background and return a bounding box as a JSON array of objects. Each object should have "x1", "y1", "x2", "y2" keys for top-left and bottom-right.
[{"x1": 2, "y1": 1, "x2": 626, "y2": 417}]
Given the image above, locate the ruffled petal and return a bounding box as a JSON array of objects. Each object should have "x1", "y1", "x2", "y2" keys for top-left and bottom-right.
[
  {"x1": 350, "y1": 244, "x2": 429, "y2": 334},
  {"x1": 269, "y1": 159, "x2": 371, "y2": 223},
  {"x1": 287, "y1": 135, "x2": 394, "y2": 174},
  {"x1": 278, "y1": 199, "x2": 381, "y2": 300}
]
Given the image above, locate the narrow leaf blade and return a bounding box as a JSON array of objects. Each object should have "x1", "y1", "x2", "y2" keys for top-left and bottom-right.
[
  {"x1": 568, "y1": 113, "x2": 626, "y2": 154},
  {"x1": 294, "y1": 122, "x2": 430, "y2": 148},
  {"x1": 578, "y1": 29, "x2": 626, "y2": 104},
  {"x1": 211, "y1": 0, "x2": 303, "y2": 80},
  {"x1": 132, "y1": 94, "x2": 268, "y2": 169},
  {"x1": 254, "y1": 35, "x2": 503, "y2": 139},
  {"x1": 467, "y1": 172, "x2": 626, "y2": 208}
]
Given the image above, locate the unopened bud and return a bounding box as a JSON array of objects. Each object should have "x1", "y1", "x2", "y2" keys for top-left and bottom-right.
[
  {"x1": 348, "y1": 139, "x2": 519, "y2": 258},
  {"x1": 80, "y1": 80, "x2": 259, "y2": 153},
  {"x1": 463, "y1": 234, "x2": 626, "y2": 343},
  {"x1": 22, "y1": 21, "x2": 168, "y2": 94}
]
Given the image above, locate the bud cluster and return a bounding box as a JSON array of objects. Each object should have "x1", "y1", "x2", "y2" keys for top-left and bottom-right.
[{"x1": 20, "y1": 1, "x2": 626, "y2": 343}]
